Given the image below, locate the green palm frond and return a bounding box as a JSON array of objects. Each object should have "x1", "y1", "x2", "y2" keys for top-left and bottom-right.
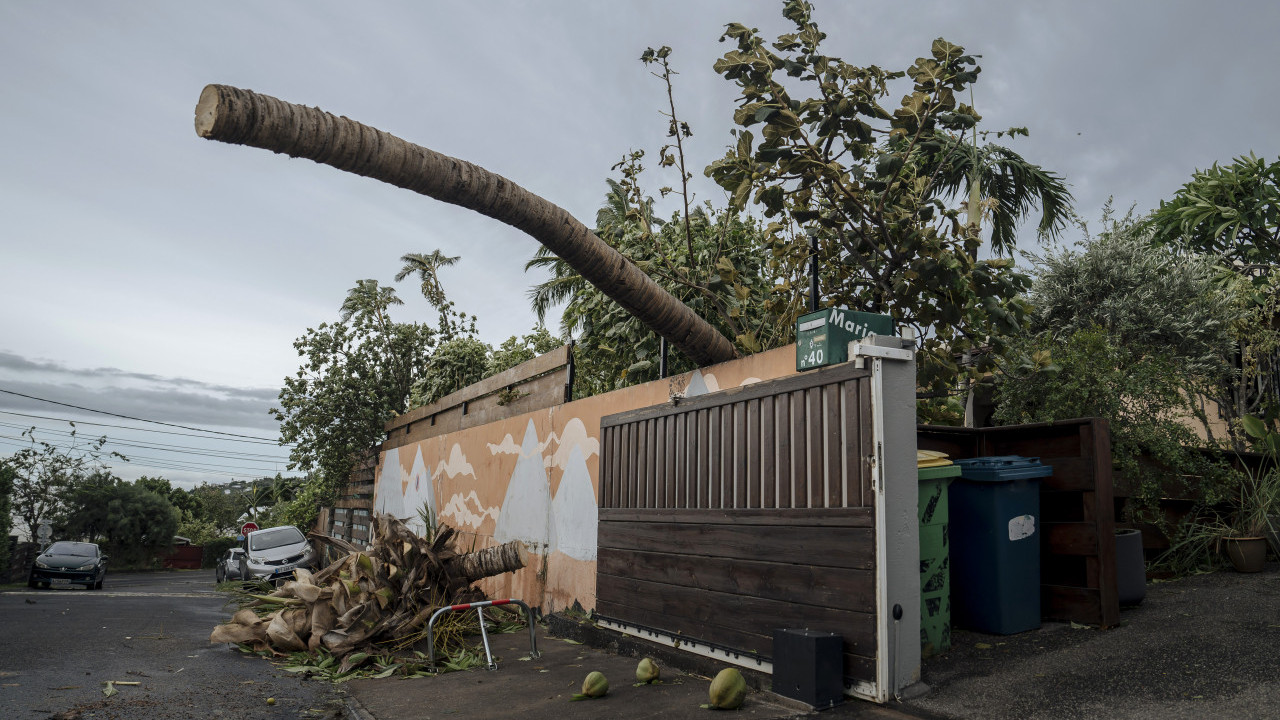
[
  {"x1": 932, "y1": 136, "x2": 1073, "y2": 254},
  {"x1": 395, "y1": 250, "x2": 461, "y2": 309}
]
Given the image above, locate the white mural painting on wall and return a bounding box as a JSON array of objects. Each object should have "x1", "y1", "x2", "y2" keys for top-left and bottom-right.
[
  {"x1": 400, "y1": 446, "x2": 436, "y2": 536},
  {"x1": 674, "y1": 371, "x2": 759, "y2": 402},
  {"x1": 435, "y1": 443, "x2": 475, "y2": 480},
  {"x1": 489, "y1": 416, "x2": 603, "y2": 560},
  {"x1": 440, "y1": 491, "x2": 500, "y2": 530},
  {"x1": 545, "y1": 417, "x2": 599, "y2": 471},
  {"x1": 551, "y1": 443, "x2": 598, "y2": 560},
  {"x1": 375, "y1": 446, "x2": 438, "y2": 534},
  {"x1": 375, "y1": 447, "x2": 406, "y2": 520},
  {"x1": 492, "y1": 420, "x2": 556, "y2": 551},
  {"x1": 684, "y1": 370, "x2": 718, "y2": 398}
]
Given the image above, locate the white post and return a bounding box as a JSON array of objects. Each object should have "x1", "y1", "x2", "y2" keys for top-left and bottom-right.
[{"x1": 851, "y1": 335, "x2": 920, "y2": 701}]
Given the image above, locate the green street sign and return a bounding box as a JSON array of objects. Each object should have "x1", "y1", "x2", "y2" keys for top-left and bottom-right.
[{"x1": 796, "y1": 307, "x2": 894, "y2": 371}]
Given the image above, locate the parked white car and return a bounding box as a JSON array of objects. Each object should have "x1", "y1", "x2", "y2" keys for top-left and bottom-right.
[
  {"x1": 239, "y1": 526, "x2": 317, "y2": 584},
  {"x1": 214, "y1": 547, "x2": 245, "y2": 583}
]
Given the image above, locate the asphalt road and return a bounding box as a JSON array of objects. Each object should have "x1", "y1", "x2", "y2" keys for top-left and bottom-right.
[
  {"x1": 0, "y1": 571, "x2": 348, "y2": 720},
  {"x1": 909, "y1": 563, "x2": 1280, "y2": 719}
]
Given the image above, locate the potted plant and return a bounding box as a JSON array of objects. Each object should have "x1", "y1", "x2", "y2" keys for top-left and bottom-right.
[
  {"x1": 1241, "y1": 416, "x2": 1280, "y2": 559},
  {"x1": 1220, "y1": 441, "x2": 1279, "y2": 572}
]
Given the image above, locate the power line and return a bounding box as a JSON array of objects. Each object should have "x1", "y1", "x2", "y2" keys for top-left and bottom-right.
[
  {"x1": 0, "y1": 409, "x2": 288, "y2": 446},
  {"x1": 114, "y1": 462, "x2": 246, "y2": 478},
  {"x1": 0, "y1": 387, "x2": 290, "y2": 443},
  {"x1": 0, "y1": 433, "x2": 290, "y2": 476},
  {"x1": 0, "y1": 420, "x2": 291, "y2": 462},
  {"x1": 0, "y1": 435, "x2": 268, "y2": 479}
]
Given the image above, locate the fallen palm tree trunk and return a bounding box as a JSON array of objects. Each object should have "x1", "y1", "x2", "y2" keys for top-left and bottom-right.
[
  {"x1": 211, "y1": 514, "x2": 526, "y2": 659},
  {"x1": 193, "y1": 84, "x2": 738, "y2": 368}
]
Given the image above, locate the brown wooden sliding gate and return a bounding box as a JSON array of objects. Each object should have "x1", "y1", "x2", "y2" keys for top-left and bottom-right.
[{"x1": 596, "y1": 362, "x2": 881, "y2": 692}]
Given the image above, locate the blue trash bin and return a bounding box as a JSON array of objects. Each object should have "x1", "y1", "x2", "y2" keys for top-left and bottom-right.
[{"x1": 949, "y1": 456, "x2": 1053, "y2": 635}]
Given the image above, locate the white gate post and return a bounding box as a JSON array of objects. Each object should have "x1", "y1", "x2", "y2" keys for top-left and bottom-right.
[{"x1": 852, "y1": 335, "x2": 920, "y2": 702}]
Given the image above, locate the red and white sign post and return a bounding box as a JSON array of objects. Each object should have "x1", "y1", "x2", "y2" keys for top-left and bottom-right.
[{"x1": 240, "y1": 522, "x2": 259, "y2": 537}]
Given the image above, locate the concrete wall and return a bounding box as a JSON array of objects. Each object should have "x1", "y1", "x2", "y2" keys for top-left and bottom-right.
[{"x1": 374, "y1": 345, "x2": 802, "y2": 613}]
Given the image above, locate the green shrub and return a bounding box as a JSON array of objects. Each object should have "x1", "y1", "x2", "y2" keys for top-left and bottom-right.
[{"x1": 996, "y1": 327, "x2": 1235, "y2": 528}]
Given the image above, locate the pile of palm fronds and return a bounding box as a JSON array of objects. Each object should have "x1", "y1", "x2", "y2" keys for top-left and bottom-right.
[{"x1": 211, "y1": 513, "x2": 527, "y2": 660}]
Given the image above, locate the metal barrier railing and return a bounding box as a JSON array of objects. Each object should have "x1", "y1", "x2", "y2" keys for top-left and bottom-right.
[{"x1": 425, "y1": 599, "x2": 540, "y2": 670}]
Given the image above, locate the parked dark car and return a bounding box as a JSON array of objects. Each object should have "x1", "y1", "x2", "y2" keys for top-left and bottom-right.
[
  {"x1": 239, "y1": 525, "x2": 316, "y2": 585},
  {"x1": 214, "y1": 547, "x2": 245, "y2": 583},
  {"x1": 29, "y1": 541, "x2": 107, "y2": 589}
]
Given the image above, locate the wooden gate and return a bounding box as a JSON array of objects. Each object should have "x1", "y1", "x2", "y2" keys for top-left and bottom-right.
[{"x1": 596, "y1": 361, "x2": 887, "y2": 698}]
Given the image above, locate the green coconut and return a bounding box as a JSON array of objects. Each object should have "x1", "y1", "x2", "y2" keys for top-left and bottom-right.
[
  {"x1": 636, "y1": 657, "x2": 660, "y2": 684},
  {"x1": 707, "y1": 667, "x2": 747, "y2": 710},
  {"x1": 581, "y1": 671, "x2": 609, "y2": 698}
]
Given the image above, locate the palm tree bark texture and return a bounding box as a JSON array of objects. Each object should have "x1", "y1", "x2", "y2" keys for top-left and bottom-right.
[{"x1": 194, "y1": 84, "x2": 738, "y2": 368}]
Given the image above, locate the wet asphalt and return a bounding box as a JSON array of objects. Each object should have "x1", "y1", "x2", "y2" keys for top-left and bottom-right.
[
  {"x1": 5, "y1": 564, "x2": 1278, "y2": 719},
  {"x1": 911, "y1": 561, "x2": 1280, "y2": 719},
  {"x1": 0, "y1": 571, "x2": 346, "y2": 720}
]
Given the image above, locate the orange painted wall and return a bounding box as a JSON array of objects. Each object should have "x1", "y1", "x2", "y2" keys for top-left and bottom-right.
[{"x1": 373, "y1": 344, "x2": 800, "y2": 613}]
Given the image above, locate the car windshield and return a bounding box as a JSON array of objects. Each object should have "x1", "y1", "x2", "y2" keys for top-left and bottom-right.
[
  {"x1": 248, "y1": 527, "x2": 305, "y2": 551},
  {"x1": 47, "y1": 542, "x2": 96, "y2": 557}
]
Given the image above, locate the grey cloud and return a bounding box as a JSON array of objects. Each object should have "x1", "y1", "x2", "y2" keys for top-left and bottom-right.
[{"x1": 0, "y1": 352, "x2": 281, "y2": 434}]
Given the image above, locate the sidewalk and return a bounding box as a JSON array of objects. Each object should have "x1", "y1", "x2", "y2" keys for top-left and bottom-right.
[
  {"x1": 342, "y1": 616, "x2": 922, "y2": 720},
  {"x1": 342, "y1": 563, "x2": 1280, "y2": 720}
]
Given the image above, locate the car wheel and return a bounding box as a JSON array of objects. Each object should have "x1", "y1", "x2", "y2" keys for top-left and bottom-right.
[
  {"x1": 40, "y1": 581, "x2": 50, "y2": 589},
  {"x1": 95, "y1": 576, "x2": 104, "y2": 590},
  {"x1": 28, "y1": 576, "x2": 37, "y2": 589}
]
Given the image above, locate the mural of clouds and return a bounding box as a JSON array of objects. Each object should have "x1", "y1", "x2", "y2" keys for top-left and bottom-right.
[
  {"x1": 434, "y1": 443, "x2": 475, "y2": 479},
  {"x1": 441, "y1": 491, "x2": 501, "y2": 531},
  {"x1": 545, "y1": 417, "x2": 599, "y2": 472}
]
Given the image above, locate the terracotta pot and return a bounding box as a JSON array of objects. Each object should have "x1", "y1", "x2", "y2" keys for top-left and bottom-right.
[{"x1": 1224, "y1": 536, "x2": 1267, "y2": 573}]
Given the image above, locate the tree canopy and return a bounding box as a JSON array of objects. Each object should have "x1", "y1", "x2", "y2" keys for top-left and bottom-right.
[
  {"x1": 529, "y1": 181, "x2": 780, "y2": 397},
  {"x1": 272, "y1": 278, "x2": 450, "y2": 526},
  {"x1": 706, "y1": 1, "x2": 1072, "y2": 397},
  {"x1": 409, "y1": 327, "x2": 564, "y2": 408},
  {"x1": 527, "y1": 46, "x2": 791, "y2": 397},
  {"x1": 6, "y1": 426, "x2": 122, "y2": 541},
  {"x1": 1148, "y1": 153, "x2": 1280, "y2": 433},
  {"x1": 62, "y1": 472, "x2": 180, "y2": 560},
  {"x1": 1027, "y1": 207, "x2": 1238, "y2": 381},
  {"x1": 1149, "y1": 153, "x2": 1279, "y2": 272}
]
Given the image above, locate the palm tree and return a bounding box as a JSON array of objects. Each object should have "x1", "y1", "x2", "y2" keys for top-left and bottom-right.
[
  {"x1": 932, "y1": 135, "x2": 1074, "y2": 255},
  {"x1": 339, "y1": 279, "x2": 402, "y2": 326},
  {"x1": 526, "y1": 179, "x2": 656, "y2": 331},
  {"x1": 394, "y1": 250, "x2": 460, "y2": 309},
  {"x1": 194, "y1": 84, "x2": 737, "y2": 368}
]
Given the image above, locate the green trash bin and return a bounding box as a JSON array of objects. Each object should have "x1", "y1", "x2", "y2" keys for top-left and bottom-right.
[
  {"x1": 919, "y1": 463, "x2": 961, "y2": 657},
  {"x1": 950, "y1": 456, "x2": 1053, "y2": 635}
]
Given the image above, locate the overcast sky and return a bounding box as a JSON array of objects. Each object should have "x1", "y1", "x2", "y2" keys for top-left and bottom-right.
[{"x1": 2, "y1": 1, "x2": 1277, "y2": 487}]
